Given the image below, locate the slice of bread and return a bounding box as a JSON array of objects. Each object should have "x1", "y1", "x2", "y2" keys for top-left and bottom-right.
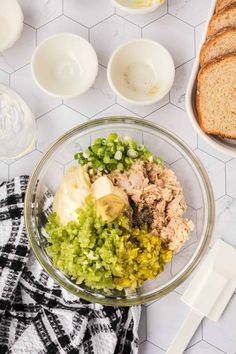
[
  {"x1": 207, "y1": 4, "x2": 236, "y2": 37},
  {"x1": 216, "y1": 0, "x2": 236, "y2": 13},
  {"x1": 197, "y1": 54, "x2": 236, "y2": 139},
  {"x1": 200, "y1": 27, "x2": 236, "y2": 66}
]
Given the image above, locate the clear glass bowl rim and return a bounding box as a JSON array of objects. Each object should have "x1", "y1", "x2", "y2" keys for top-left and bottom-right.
[{"x1": 24, "y1": 116, "x2": 215, "y2": 306}]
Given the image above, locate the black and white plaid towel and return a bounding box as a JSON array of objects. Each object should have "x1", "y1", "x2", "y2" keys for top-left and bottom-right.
[{"x1": 0, "y1": 176, "x2": 140, "y2": 354}]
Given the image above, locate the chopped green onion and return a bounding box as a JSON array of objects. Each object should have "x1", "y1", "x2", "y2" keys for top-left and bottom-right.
[
  {"x1": 103, "y1": 156, "x2": 110, "y2": 164},
  {"x1": 108, "y1": 133, "x2": 118, "y2": 141},
  {"x1": 117, "y1": 163, "x2": 124, "y2": 171},
  {"x1": 137, "y1": 144, "x2": 144, "y2": 151},
  {"x1": 74, "y1": 133, "x2": 160, "y2": 173},
  {"x1": 117, "y1": 145, "x2": 124, "y2": 152},
  {"x1": 125, "y1": 157, "x2": 132, "y2": 164},
  {"x1": 94, "y1": 138, "x2": 102, "y2": 144},
  {"x1": 83, "y1": 150, "x2": 90, "y2": 159},
  {"x1": 114, "y1": 151, "x2": 122, "y2": 160},
  {"x1": 127, "y1": 149, "x2": 138, "y2": 158}
]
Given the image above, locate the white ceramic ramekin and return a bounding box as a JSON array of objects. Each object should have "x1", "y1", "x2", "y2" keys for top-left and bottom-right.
[
  {"x1": 31, "y1": 33, "x2": 98, "y2": 99},
  {"x1": 0, "y1": 0, "x2": 24, "y2": 52},
  {"x1": 107, "y1": 39, "x2": 175, "y2": 106}
]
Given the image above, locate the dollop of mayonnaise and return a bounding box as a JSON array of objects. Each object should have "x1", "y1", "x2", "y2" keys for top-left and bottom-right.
[{"x1": 53, "y1": 165, "x2": 91, "y2": 225}]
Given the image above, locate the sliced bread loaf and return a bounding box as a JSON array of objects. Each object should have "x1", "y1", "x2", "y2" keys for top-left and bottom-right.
[
  {"x1": 200, "y1": 27, "x2": 236, "y2": 66},
  {"x1": 197, "y1": 54, "x2": 236, "y2": 139},
  {"x1": 216, "y1": 0, "x2": 236, "y2": 13},
  {"x1": 207, "y1": 4, "x2": 236, "y2": 37}
]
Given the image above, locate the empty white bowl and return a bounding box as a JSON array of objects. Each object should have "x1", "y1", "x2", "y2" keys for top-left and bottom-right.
[
  {"x1": 107, "y1": 39, "x2": 175, "y2": 106},
  {"x1": 111, "y1": 0, "x2": 166, "y2": 15},
  {"x1": 31, "y1": 33, "x2": 98, "y2": 99},
  {"x1": 0, "y1": 0, "x2": 24, "y2": 52}
]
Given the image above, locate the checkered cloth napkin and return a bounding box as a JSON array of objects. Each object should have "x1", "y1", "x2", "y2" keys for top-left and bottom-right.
[{"x1": 0, "y1": 176, "x2": 140, "y2": 354}]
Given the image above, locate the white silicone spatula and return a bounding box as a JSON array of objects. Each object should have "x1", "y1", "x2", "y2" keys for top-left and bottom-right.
[{"x1": 166, "y1": 239, "x2": 236, "y2": 354}]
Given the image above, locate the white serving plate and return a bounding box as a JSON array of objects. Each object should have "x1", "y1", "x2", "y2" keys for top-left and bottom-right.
[{"x1": 185, "y1": 0, "x2": 236, "y2": 158}]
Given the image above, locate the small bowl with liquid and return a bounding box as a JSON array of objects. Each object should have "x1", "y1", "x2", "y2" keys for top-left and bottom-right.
[
  {"x1": 31, "y1": 33, "x2": 98, "y2": 99},
  {"x1": 107, "y1": 39, "x2": 175, "y2": 106}
]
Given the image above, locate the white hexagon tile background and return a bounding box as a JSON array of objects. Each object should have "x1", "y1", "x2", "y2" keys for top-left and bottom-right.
[{"x1": 1, "y1": 1, "x2": 236, "y2": 353}]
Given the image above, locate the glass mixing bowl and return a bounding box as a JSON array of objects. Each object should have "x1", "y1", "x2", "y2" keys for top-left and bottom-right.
[{"x1": 24, "y1": 117, "x2": 215, "y2": 306}]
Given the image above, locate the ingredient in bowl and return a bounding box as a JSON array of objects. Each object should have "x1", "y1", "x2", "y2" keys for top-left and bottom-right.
[
  {"x1": 46, "y1": 197, "x2": 172, "y2": 291},
  {"x1": 92, "y1": 175, "x2": 128, "y2": 222},
  {"x1": 46, "y1": 133, "x2": 193, "y2": 292},
  {"x1": 92, "y1": 175, "x2": 128, "y2": 203},
  {"x1": 95, "y1": 194, "x2": 125, "y2": 223},
  {"x1": 53, "y1": 165, "x2": 91, "y2": 225},
  {"x1": 74, "y1": 133, "x2": 160, "y2": 174},
  {"x1": 108, "y1": 160, "x2": 194, "y2": 252}
]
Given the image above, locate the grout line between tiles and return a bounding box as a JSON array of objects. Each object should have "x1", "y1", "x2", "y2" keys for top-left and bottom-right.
[
  {"x1": 89, "y1": 103, "x2": 116, "y2": 119},
  {"x1": 142, "y1": 12, "x2": 168, "y2": 29},
  {"x1": 168, "y1": 13, "x2": 195, "y2": 29},
  {"x1": 23, "y1": 22, "x2": 36, "y2": 31},
  {"x1": 202, "y1": 339, "x2": 227, "y2": 354},
  {"x1": 197, "y1": 147, "x2": 229, "y2": 164},
  {"x1": 175, "y1": 57, "x2": 195, "y2": 70},
  {"x1": 36, "y1": 103, "x2": 63, "y2": 120},
  {"x1": 146, "y1": 339, "x2": 166, "y2": 351},
  {"x1": 61, "y1": 103, "x2": 90, "y2": 120},
  {"x1": 37, "y1": 14, "x2": 63, "y2": 30},
  {"x1": 9, "y1": 62, "x2": 30, "y2": 76},
  {"x1": 186, "y1": 339, "x2": 202, "y2": 351},
  {"x1": 62, "y1": 14, "x2": 89, "y2": 30},
  {"x1": 89, "y1": 13, "x2": 116, "y2": 30}
]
